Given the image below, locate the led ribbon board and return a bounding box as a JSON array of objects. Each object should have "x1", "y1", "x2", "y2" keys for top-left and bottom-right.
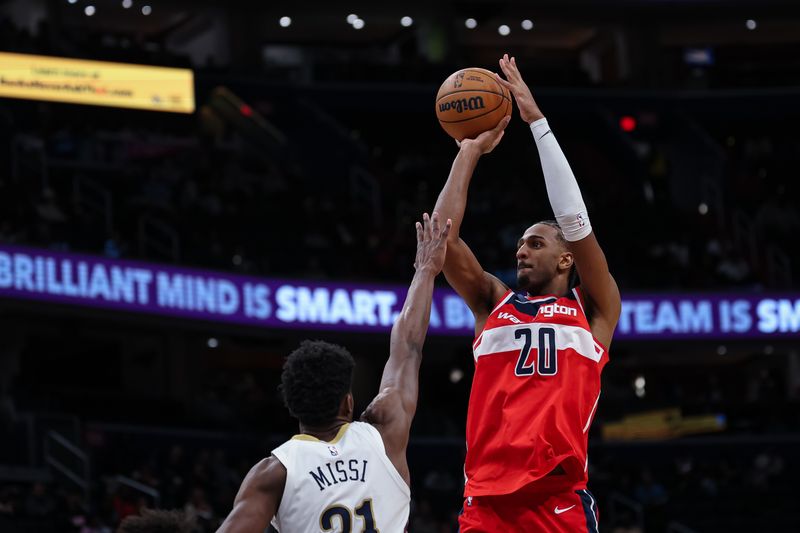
[
  {"x1": 0, "y1": 52, "x2": 194, "y2": 113},
  {"x1": 0, "y1": 245, "x2": 798, "y2": 339}
]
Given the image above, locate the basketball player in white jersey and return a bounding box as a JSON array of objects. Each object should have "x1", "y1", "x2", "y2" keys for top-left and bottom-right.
[{"x1": 217, "y1": 212, "x2": 452, "y2": 533}]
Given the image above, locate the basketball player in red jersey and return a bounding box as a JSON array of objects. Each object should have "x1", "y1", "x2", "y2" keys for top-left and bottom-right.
[{"x1": 433, "y1": 54, "x2": 621, "y2": 532}]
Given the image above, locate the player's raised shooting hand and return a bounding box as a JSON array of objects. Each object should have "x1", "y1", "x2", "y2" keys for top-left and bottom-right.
[
  {"x1": 494, "y1": 54, "x2": 545, "y2": 124},
  {"x1": 457, "y1": 115, "x2": 511, "y2": 155},
  {"x1": 414, "y1": 212, "x2": 452, "y2": 275}
]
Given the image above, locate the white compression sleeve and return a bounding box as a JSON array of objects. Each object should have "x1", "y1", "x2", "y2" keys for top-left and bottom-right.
[{"x1": 530, "y1": 117, "x2": 592, "y2": 242}]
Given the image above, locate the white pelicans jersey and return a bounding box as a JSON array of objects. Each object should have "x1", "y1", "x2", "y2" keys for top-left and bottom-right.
[{"x1": 270, "y1": 421, "x2": 410, "y2": 533}]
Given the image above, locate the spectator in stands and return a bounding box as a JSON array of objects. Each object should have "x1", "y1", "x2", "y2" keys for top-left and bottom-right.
[
  {"x1": 111, "y1": 486, "x2": 139, "y2": 524},
  {"x1": 183, "y1": 487, "x2": 215, "y2": 532},
  {"x1": 117, "y1": 509, "x2": 195, "y2": 533},
  {"x1": 749, "y1": 449, "x2": 785, "y2": 491},
  {"x1": 0, "y1": 485, "x2": 19, "y2": 530},
  {"x1": 163, "y1": 445, "x2": 189, "y2": 509},
  {"x1": 409, "y1": 499, "x2": 438, "y2": 533},
  {"x1": 633, "y1": 469, "x2": 668, "y2": 506},
  {"x1": 24, "y1": 482, "x2": 55, "y2": 518}
]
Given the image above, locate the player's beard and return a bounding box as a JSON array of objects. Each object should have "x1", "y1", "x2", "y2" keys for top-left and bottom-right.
[
  {"x1": 518, "y1": 265, "x2": 551, "y2": 294},
  {"x1": 517, "y1": 270, "x2": 534, "y2": 292}
]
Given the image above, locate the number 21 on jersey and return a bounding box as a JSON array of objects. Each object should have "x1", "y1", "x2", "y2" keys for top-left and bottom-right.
[
  {"x1": 514, "y1": 327, "x2": 558, "y2": 377},
  {"x1": 320, "y1": 498, "x2": 378, "y2": 532}
]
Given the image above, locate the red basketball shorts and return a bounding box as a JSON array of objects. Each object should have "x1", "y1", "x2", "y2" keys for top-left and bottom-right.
[{"x1": 458, "y1": 488, "x2": 599, "y2": 533}]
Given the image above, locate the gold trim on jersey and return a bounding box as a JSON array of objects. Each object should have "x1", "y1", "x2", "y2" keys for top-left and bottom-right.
[{"x1": 291, "y1": 423, "x2": 350, "y2": 444}]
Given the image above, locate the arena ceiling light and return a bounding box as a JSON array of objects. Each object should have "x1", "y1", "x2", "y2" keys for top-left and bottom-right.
[
  {"x1": 745, "y1": 19, "x2": 757, "y2": 30},
  {"x1": 634, "y1": 375, "x2": 646, "y2": 398},
  {"x1": 84, "y1": 5, "x2": 96, "y2": 16},
  {"x1": 67, "y1": 0, "x2": 77, "y2": 4},
  {"x1": 122, "y1": 0, "x2": 132, "y2": 8},
  {"x1": 401, "y1": 16, "x2": 413, "y2": 27},
  {"x1": 521, "y1": 19, "x2": 534, "y2": 31},
  {"x1": 141, "y1": 5, "x2": 152, "y2": 15},
  {"x1": 279, "y1": 16, "x2": 292, "y2": 28},
  {"x1": 465, "y1": 18, "x2": 477, "y2": 29},
  {"x1": 352, "y1": 18, "x2": 365, "y2": 30},
  {"x1": 346, "y1": 14, "x2": 358, "y2": 25},
  {"x1": 498, "y1": 24, "x2": 510, "y2": 36}
]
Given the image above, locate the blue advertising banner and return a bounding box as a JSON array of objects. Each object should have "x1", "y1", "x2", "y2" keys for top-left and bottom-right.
[{"x1": 0, "y1": 245, "x2": 798, "y2": 340}]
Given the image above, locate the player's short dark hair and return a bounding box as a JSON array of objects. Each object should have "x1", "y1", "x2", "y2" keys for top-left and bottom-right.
[
  {"x1": 534, "y1": 220, "x2": 580, "y2": 289},
  {"x1": 535, "y1": 219, "x2": 567, "y2": 245},
  {"x1": 280, "y1": 340, "x2": 355, "y2": 427},
  {"x1": 117, "y1": 509, "x2": 194, "y2": 533}
]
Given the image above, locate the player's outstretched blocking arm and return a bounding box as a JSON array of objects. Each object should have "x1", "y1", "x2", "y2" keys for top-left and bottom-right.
[
  {"x1": 495, "y1": 54, "x2": 621, "y2": 347},
  {"x1": 432, "y1": 117, "x2": 511, "y2": 332},
  {"x1": 216, "y1": 455, "x2": 286, "y2": 533},
  {"x1": 361, "y1": 212, "x2": 450, "y2": 485}
]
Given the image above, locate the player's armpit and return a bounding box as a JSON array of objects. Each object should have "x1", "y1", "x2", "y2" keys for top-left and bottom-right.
[
  {"x1": 567, "y1": 232, "x2": 621, "y2": 347},
  {"x1": 360, "y1": 387, "x2": 411, "y2": 484},
  {"x1": 443, "y1": 237, "x2": 509, "y2": 332},
  {"x1": 217, "y1": 456, "x2": 286, "y2": 533},
  {"x1": 360, "y1": 387, "x2": 408, "y2": 440}
]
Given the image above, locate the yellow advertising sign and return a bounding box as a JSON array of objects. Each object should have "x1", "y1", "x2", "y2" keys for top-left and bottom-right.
[{"x1": 0, "y1": 52, "x2": 194, "y2": 113}]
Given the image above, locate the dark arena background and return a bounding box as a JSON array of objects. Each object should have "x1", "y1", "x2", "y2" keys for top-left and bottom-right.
[{"x1": 1, "y1": 0, "x2": 799, "y2": 531}]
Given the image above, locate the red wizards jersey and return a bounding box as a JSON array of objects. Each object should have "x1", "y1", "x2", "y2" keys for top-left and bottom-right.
[{"x1": 464, "y1": 286, "x2": 608, "y2": 497}]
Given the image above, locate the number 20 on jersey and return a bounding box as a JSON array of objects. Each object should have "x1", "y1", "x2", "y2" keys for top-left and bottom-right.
[{"x1": 514, "y1": 327, "x2": 558, "y2": 377}]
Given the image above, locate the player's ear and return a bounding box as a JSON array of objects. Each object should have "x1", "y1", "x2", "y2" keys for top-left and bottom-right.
[
  {"x1": 559, "y1": 251, "x2": 574, "y2": 272},
  {"x1": 342, "y1": 392, "x2": 354, "y2": 420}
]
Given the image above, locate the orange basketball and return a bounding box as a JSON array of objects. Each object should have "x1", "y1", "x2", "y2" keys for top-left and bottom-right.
[{"x1": 435, "y1": 67, "x2": 512, "y2": 141}]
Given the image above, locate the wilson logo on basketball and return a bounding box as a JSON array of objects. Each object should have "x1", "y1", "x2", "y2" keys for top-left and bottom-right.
[{"x1": 439, "y1": 96, "x2": 485, "y2": 114}]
